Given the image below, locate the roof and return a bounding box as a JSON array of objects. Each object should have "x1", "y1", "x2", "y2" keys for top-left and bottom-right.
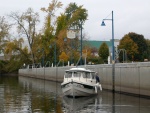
[
  {"x1": 83, "y1": 40, "x2": 112, "y2": 49},
  {"x1": 66, "y1": 67, "x2": 95, "y2": 72}
]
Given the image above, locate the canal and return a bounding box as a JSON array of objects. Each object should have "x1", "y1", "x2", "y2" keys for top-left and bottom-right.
[{"x1": 0, "y1": 75, "x2": 150, "y2": 113}]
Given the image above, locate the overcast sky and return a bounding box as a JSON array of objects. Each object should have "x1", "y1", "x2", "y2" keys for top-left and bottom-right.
[{"x1": 0, "y1": 0, "x2": 150, "y2": 40}]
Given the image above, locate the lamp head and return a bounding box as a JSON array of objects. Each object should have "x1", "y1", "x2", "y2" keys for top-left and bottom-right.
[{"x1": 101, "y1": 20, "x2": 106, "y2": 26}]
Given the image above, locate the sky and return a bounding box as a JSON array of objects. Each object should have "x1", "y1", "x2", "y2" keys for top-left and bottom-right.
[{"x1": 0, "y1": 0, "x2": 150, "y2": 41}]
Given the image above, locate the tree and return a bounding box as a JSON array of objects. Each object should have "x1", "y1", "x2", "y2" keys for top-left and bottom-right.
[
  {"x1": 65, "y1": 2, "x2": 88, "y2": 27},
  {"x1": 9, "y1": 8, "x2": 40, "y2": 65},
  {"x1": 63, "y1": 3, "x2": 88, "y2": 64},
  {"x1": 59, "y1": 52, "x2": 69, "y2": 62},
  {"x1": 0, "y1": 16, "x2": 11, "y2": 39},
  {"x1": 146, "y1": 39, "x2": 150, "y2": 60},
  {"x1": 5, "y1": 38, "x2": 30, "y2": 61},
  {"x1": 41, "y1": 0, "x2": 63, "y2": 64},
  {"x1": 98, "y1": 42, "x2": 109, "y2": 63},
  {"x1": 2, "y1": 37, "x2": 31, "y2": 72},
  {"x1": 0, "y1": 16, "x2": 11, "y2": 54},
  {"x1": 118, "y1": 35, "x2": 138, "y2": 61},
  {"x1": 128, "y1": 32, "x2": 148, "y2": 61}
]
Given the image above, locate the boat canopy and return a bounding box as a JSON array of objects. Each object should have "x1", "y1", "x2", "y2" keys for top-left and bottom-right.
[{"x1": 64, "y1": 69, "x2": 96, "y2": 79}]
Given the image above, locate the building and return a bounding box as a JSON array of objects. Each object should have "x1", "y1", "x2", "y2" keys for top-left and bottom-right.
[{"x1": 84, "y1": 39, "x2": 119, "y2": 56}]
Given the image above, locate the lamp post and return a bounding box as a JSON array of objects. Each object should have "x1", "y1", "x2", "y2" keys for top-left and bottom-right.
[
  {"x1": 38, "y1": 48, "x2": 44, "y2": 67},
  {"x1": 101, "y1": 11, "x2": 114, "y2": 61},
  {"x1": 54, "y1": 41, "x2": 56, "y2": 67},
  {"x1": 67, "y1": 21, "x2": 83, "y2": 66},
  {"x1": 49, "y1": 42, "x2": 56, "y2": 67},
  {"x1": 80, "y1": 21, "x2": 83, "y2": 65},
  {"x1": 101, "y1": 11, "x2": 115, "y2": 92},
  {"x1": 64, "y1": 37, "x2": 73, "y2": 65},
  {"x1": 67, "y1": 25, "x2": 80, "y2": 65},
  {"x1": 42, "y1": 48, "x2": 44, "y2": 67}
]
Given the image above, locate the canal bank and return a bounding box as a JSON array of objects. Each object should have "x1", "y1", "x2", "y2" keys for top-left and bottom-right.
[{"x1": 19, "y1": 62, "x2": 150, "y2": 97}]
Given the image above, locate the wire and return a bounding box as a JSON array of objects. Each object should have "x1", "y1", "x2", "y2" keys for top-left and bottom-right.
[{"x1": 104, "y1": 12, "x2": 112, "y2": 19}]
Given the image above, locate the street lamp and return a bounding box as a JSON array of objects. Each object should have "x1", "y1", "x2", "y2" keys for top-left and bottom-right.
[
  {"x1": 101, "y1": 11, "x2": 115, "y2": 92},
  {"x1": 101, "y1": 11, "x2": 114, "y2": 62}
]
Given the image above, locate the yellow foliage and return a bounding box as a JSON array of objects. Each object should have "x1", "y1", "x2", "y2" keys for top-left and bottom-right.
[{"x1": 59, "y1": 52, "x2": 69, "y2": 62}]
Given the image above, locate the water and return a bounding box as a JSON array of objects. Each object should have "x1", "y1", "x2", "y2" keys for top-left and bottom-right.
[{"x1": 0, "y1": 75, "x2": 150, "y2": 113}]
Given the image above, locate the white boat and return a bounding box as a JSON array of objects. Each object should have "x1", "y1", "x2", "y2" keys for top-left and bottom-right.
[{"x1": 61, "y1": 67, "x2": 102, "y2": 97}]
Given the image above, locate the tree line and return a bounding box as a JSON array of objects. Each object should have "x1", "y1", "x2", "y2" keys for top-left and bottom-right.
[
  {"x1": 0, "y1": 0, "x2": 89, "y2": 73},
  {"x1": 1, "y1": 0, "x2": 150, "y2": 74},
  {"x1": 98, "y1": 32, "x2": 150, "y2": 63}
]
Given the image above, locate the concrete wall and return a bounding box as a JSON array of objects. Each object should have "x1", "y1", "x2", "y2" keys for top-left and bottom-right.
[{"x1": 19, "y1": 62, "x2": 150, "y2": 97}]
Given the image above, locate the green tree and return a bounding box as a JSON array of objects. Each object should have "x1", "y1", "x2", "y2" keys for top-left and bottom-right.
[
  {"x1": 98, "y1": 42, "x2": 109, "y2": 63},
  {"x1": 128, "y1": 32, "x2": 148, "y2": 61},
  {"x1": 118, "y1": 35, "x2": 138, "y2": 61},
  {"x1": 146, "y1": 39, "x2": 150, "y2": 60},
  {"x1": 65, "y1": 2, "x2": 88, "y2": 28}
]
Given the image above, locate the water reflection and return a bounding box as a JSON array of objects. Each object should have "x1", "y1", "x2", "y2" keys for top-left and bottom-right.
[
  {"x1": 19, "y1": 76, "x2": 61, "y2": 113},
  {"x1": 0, "y1": 75, "x2": 150, "y2": 113},
  {"x1": 62, "y1": 95, "x2": 102, "y2": 113}
]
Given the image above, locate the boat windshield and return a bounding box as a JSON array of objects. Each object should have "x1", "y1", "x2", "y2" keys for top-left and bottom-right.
[
  {"x1": 82, "y1": 72, "x2": 91, "y2": 78},
  {"x1": 73, "y1": 72, "x2": 81, "y2": 77},
  {"x1": 65, "y1": 71, "x2": 72, "y2": 78}
]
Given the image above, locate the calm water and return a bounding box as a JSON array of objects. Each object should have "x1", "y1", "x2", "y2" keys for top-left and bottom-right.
[{"x1": 0, "y1": 75, "x2": 150, "y2": 113}]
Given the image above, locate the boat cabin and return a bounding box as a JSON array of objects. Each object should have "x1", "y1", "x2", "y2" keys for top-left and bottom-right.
[{"x1": 63, "y1": 68, "x2": 97, "y2": 84}]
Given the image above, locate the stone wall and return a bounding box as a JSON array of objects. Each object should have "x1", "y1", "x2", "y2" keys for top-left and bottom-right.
[{"x1": 19, "y1": 62, "x2": 150, "y2": 97}]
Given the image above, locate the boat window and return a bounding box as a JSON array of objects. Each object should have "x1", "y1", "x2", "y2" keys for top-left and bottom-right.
[
  {"x1": 91, "y1": 73, "x2": 95, "y2": 79},
  {"x1": 82, "y1": 72, "x2": 91, "y2": 78},
  {"x1": 65, "y1": 72, "x2": 72, "y2": 78},
  {"x1": 73, "y1": 72, "x2": 81, "y2": 77}
]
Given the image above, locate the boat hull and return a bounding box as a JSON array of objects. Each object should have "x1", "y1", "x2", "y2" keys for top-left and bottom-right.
[{"x1": 61, "y1": 82, "x2": 96, "y2": 97}]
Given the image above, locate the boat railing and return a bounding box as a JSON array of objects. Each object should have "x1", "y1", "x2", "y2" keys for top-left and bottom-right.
[
  {"x1": 35, "y1": 63, "x2": 41, "y2": 68},
  {"x1": 57, "y1": 59, "x2": 64, "y2": 67},
  {"x1": 28, "y1": 63, "x2": 41, "y2": 69},
  {"x1": 45, "y1": 61, "x2": 50, "y2": 67},
  {"x1": 76, "y1": 56, "x2": 82, "y2": 67}
]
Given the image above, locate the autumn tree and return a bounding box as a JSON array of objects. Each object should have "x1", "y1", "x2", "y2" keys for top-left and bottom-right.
[
  {"x1": 59, "y1": 51, "x2": 69, "y2": 63},
  {"x1": 41, "y1": 0, "x2": 63, "y2": 65},
  {"x1": 118, "y1": 35, "x2": 138, "y2": 61},
  {"x1": 8, "y1": 8, "x2": 40, "y2": 65},
  {"x1": 128, "y1": 32, "x2": 148, "y2": 61},
  {"x1": 3, "y1": 38, "x2": 30, "y2": 72},
  {"x1": 98, "y1": 42, "x2": 109, "y2": 63},
  {"x1": 0, "y1": 16, "x2": 12, "y2": 73},
  {"x1": 62, "y1": 3, "x2": 88, "y2": 65},
  {"x1": 0, "y1": 16, "x2": 11, "y2": 54}
]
